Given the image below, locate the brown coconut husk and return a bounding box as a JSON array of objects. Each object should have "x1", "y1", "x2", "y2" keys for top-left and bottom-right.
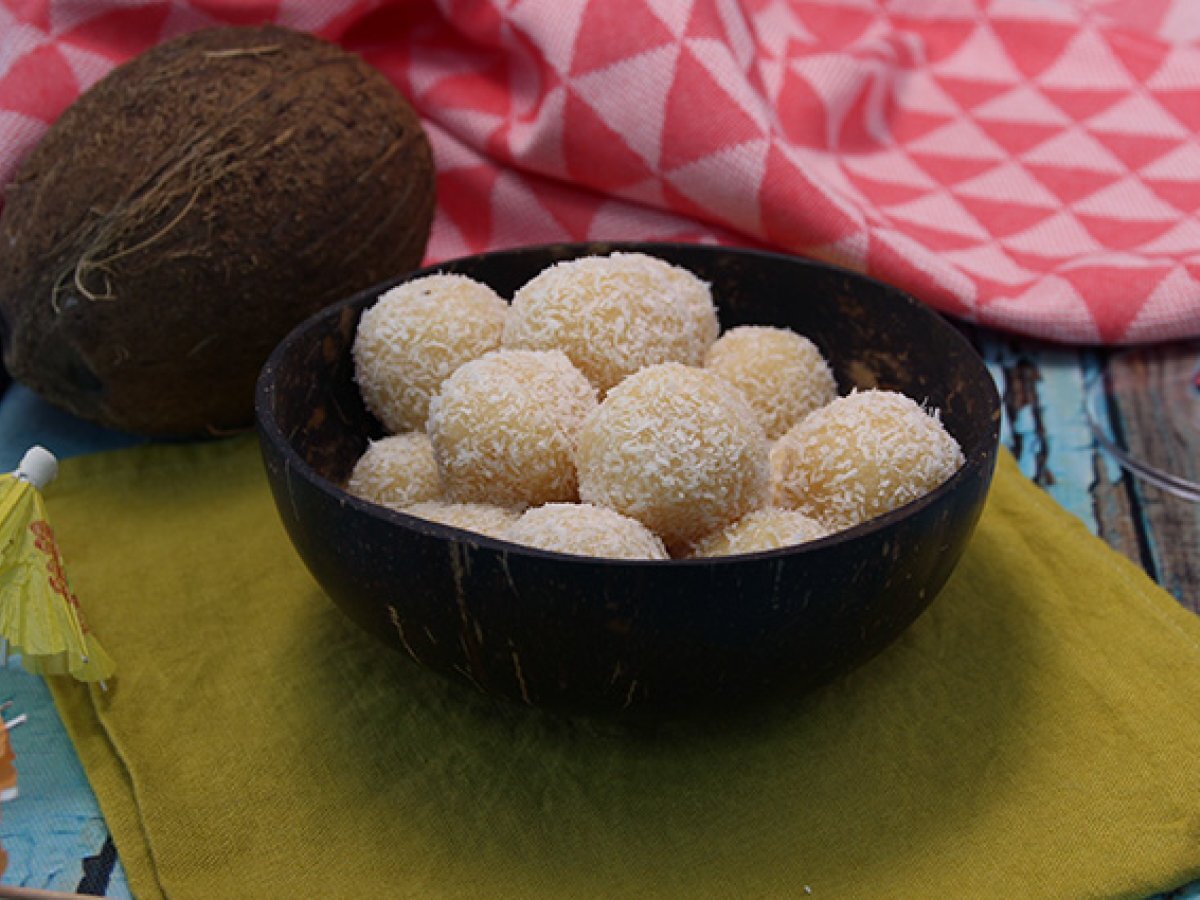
[{"x1": 0, "y1": 25, "x2": 435, "y2": 436}]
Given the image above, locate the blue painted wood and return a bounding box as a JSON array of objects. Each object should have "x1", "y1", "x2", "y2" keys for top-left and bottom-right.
[
  {"x1": 978, "y1": 340, "x2": 1105, "y2": 528},
  {"x1": 0, "y1": 658, "x2": 130, "y2": 897},
  {"x1": 0, "y1": 384, "x2": 145, "y2": 473}
]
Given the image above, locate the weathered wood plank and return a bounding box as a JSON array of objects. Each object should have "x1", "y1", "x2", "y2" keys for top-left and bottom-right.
[
  {"x1": 1090, "y1": 451, "x2": 1148, "y2": 571},
  {"x1": 968, "y1": 330, "x2": 1154, "y2": 572},
  {"x1": 969, "y1": 330, "x2": 1199, "y2": 613},
  {"x1": 1102, "y1": 344, "x2": 1200, "y2": 613},
  {"x1": 1078, "y1": 350, "x2": 1149, "y2": 571},
  {"x1": 0, "y1": 658, "x2": 131, "y2": 897}
]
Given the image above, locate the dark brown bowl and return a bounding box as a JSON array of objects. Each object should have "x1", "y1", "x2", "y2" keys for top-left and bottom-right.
[{"x1": 255, "y1": 243, "x2": 1001, "y2": 715}]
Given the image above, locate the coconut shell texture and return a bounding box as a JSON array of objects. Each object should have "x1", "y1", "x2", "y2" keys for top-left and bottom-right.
[{"x1": 0, "y1": 25, "x2": 435, "y2": 436}]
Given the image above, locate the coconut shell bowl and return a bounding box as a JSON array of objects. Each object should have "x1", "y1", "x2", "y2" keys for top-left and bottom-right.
[{"x1": 255, "y1": 243, "x2": 1001, "y2": 716}]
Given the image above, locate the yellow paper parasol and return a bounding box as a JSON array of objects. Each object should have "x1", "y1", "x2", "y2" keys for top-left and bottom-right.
[{"x1": 0, "y1": 447, "x2": 114, "y2": 683}]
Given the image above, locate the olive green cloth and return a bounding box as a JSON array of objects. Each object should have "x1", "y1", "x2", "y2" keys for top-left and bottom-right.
[{"x1": 45, "y1": 436, "x2": 1200, "y2": 899}]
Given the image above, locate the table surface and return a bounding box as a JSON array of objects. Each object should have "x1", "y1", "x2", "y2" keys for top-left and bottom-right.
[{"x1": 1, "y1": 326, "x2": 1198, "y2": 898}]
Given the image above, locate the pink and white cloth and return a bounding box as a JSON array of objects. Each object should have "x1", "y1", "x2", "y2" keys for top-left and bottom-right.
[{"x1": 3, "y1": 0, "x2": 1200, "y2": 344}]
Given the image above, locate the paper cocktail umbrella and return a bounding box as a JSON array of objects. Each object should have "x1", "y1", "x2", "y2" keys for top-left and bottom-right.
[{"x1": 0, "y1": 447, "x2": 114, "y2": 683}]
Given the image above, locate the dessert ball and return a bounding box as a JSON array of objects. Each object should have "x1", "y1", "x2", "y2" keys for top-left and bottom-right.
[
  {"x1": 426, "y1": 349, "x2": 598, "y2": 507},
  {"x1": 503, "y1": 255, "x2": 708, "y2": 394},
  {"x1": 771, "y1": 389, "x2": 964, "y2": 531},
  {"x1": 345, "y1": 433, "x2": 441, "y2": 509},
  {"x1": 353, "y1": 273, "x2": 508, "y2": 433},
  {"x1": 504, "y1": 503, "x2": 669, "y2": 560},
  {"x1": 690, "y1": 508, "x2": 830, "y2": 558},
  {"x1": 608, "y1": 252, "x2": 720, "y2": 350},
  {"x1": 402, "y1": 501, "x2": 519, "y2": 538},
  {"x1": 576, "y1": 362, "x2": 770, "y2": 551},
  {"x1": 704, "y1": 325, "x2": 836, "y2": 440}
]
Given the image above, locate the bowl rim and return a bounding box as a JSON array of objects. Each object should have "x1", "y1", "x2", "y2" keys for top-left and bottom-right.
[{"x1": 255, "y1": 241, "x2": 1001, "y2": 568}]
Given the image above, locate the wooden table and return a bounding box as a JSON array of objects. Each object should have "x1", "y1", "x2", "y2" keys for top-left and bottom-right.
[
  {"x1": 963, "y1": 330, "x2": 1199, "y2": 617},
  {"x1": 1, "y1": 328, "x2": 1198, "y2": 898}
]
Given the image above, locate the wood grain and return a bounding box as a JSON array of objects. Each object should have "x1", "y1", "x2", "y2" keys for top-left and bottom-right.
[
  {"x1": 1102, "y1": 343, "x2": 1200, "y2": 613},
  {"x1": 980, "y1": 331, "x2": 1199, "y2": 614},
  {"x1": 966, "y1": 330, "x2": 1174, "y2": 582},
  {"x1": 1089, "y1": 451, "x2": 1147, "y2": 571}
]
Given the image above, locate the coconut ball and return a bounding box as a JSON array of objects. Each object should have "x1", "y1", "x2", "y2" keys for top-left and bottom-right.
[
  {"x1": 426, "y1": 349, "x2": 598, "y2": 507},
  {"x1": 504, "y1": 503, "x2": 669, "y2": 560},
  {"x1": 345, "y1": 433, "x2": 442, "y2": 509},
  {"x1": 704, "y1": 325, "x2": 836, "y2": 440},
  {"x1": 503, "y1": 255, "x2": 707, "y2": 394},
  {"x1": 353, "y1": 273, "x2": 508, "y2": 433},
  {"x1": 690, "y1": 508, "x2": 830, "y2": 558},
  {"x1": 608, "y1": 252, "x2": 720, "y2": 351},
  {"x1": 771, "y1": 389, "x2": 964, "y2": 531},
  {"x1": 576, "y1": 362, "x2": 770, "y2": 552},
  {"x1": 402, "y1": 501, "x2": 519, "y2": 539}
]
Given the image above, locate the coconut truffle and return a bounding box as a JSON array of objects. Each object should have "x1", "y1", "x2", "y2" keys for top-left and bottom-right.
[
  {"x1": 402, "y1": 501, "x2": 519, "y2": 538},
  {"x1": 704, "y1": 325, "x2": 836, "y2": 440},
  {"x1": 426, "y1": 349, "x2": 598, "y2": 507},
  {"x1": 771, "y1": 389, "x2": 964, "y2": 531},
  {"x1": 690, "y1": 508, "x2": 830, "y2": 558},
  {"x1": 503, "y1": 255, "x2": 708, "y2": 394},
  {"x1": 353, "y1": 273, "x2": 508, "y2": 433},
  {"x1": 608, "y1": 252, "x2": 720, "y2": 351},
  {"x1": 504, "y1": 503, "x2": 669, "y2": 560},
  {"x1": 345, "y1": 433, "x2": 442, "y2": 509},
  {"x1": 576, "y1": 363, "x2": 770, "y2": 552}
]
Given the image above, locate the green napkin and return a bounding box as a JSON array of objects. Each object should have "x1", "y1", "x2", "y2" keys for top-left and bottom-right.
[{"x1": 45, "y1": 436, "x2": 1200, "y2": 899}]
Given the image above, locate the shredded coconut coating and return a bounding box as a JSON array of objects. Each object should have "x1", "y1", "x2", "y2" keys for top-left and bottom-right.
[
  {"x1": 503, "y1": 503, "x2": 669, "y2": 560},
  {"x1": 689, "y1": 507, "x2": 831, "y2": 558},
  {"x1": 771, "y1": 389, "x2": 965, "y2": 532},
  {"x1": 426, "y1": 349, "x2": 598, "y2": 507},
  {"x1": 345, "y1": 433, "x2": 442, "y2": 509},
  {"x1": 705, "y1": 325, "x2": 836, "y2": 440},
  {"x1": 576, "y1": 362, "x2": 770, "y2": 552},
  {"x1": 502, "y1": 255, "x2": 708, "y2": 394},
  {"x1": 607, "y1": 252, "x2": 720, "y2": 351},
  {"x1": 402, "y1": 501, "x2": 520, "y2": 538},
  {"x1": 353, "y1": 274, "x2": 509, "y2": 433}
]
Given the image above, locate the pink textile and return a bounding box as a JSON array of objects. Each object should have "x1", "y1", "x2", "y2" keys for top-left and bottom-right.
[{"x1": 2, "y1": 0, "x2": 1200, "y2": 344}]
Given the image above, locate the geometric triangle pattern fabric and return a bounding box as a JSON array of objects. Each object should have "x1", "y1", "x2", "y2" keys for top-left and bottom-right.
[{"x1": 3, "y1": 0, "x2": 1200, "y2": 344}]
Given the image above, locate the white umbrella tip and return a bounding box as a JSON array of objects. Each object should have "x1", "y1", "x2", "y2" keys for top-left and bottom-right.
[{"x1": 16, "y1": 445, "x2": 59, "y2": 489}]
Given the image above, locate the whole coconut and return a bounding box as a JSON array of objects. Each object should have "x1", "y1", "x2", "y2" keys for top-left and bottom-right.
[{"x1": 0, "y1": 25, "x2": 435, "y2": 436}]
